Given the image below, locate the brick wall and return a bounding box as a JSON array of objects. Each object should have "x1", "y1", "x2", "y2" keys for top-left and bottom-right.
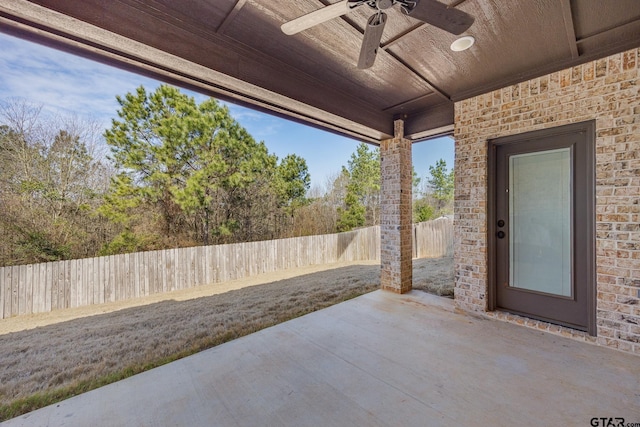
[
  {"x1": 380, "y1": 120, "x2": 413, "y2": 294},
  {"x1": 454, "y1": 48, "x2": 640, "y2": 354}
]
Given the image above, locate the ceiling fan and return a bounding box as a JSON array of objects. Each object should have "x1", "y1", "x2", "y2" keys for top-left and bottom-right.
[{"x1": 281, "y1": 0, "x2": 474, "y2": 69}]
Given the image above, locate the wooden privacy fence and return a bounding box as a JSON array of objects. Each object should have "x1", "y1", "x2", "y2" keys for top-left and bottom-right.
[
  {"x1": 0, "y1": 217, "x2": 452, "y2": 319},
  {"x1": 413, "y1": 217, "x2": 454, "y2": 259}
]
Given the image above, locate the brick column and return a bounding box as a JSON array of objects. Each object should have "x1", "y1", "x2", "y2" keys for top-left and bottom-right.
[{"x1": 380, "y1": 119, "x2": 412, "y2": 293}]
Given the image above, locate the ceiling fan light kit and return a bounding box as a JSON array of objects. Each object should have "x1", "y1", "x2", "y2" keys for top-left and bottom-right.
[{"x1": 282, "y1": 0, "x2": 475, "y2": 69}]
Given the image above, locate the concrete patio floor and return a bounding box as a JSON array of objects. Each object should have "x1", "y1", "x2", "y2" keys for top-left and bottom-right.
[{"x1": 3, "y1": 290, "x2": 639, "y2": 426}]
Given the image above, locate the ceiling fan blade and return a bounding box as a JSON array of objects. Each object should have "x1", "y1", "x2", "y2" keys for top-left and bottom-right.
[
  {"x1": 281, "y1": 1, "x2": 351, "y2": 35},
  {"x1": 358, "y1": 12, "x2": 387, "y2": 70},
  {"x1": 403, "y1": 0, "x2": 474, "y2": 35}
]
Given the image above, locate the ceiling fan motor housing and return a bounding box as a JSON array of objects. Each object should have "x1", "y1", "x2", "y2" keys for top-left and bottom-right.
[{"x1": 350, "y1": 0, "x2": 399, "y2": 10}]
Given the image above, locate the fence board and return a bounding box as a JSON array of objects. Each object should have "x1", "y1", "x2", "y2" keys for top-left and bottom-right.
[
  {"x1": 141, "y1": 251, "x2": 147, "y2": 296},
  {"x1": 79, "y1": 259, "x2": 86, "y2": 307},
  {"x1": 86, "y1": 259, "x2": 92, "y2": 306},
  {"x1": 11, "y1": 266, "x2": 18, "y2": 316},
  {"x1": 86, "y1": 258, "x2": 93, "y2": 306},
  {"x1": 134, "y1": 252, "x2": 140, "y2": 297},
  {"x1": 124, "y1": 253, "x2": 130, "y2": 299},
  {"x1": 43, "y1": 262, "x2": 51, "y2": 313},
  {"x1": 133, "y1": 252, "x2": 140, "y2": 297},
  {"x1": 18, "y1": 265, "x2": 28, "y2": 315},
  {"x1": 115, "y1": 255, "x2": 121, "y2": 301},
  {"x1": 55, "y1": 262, "x2": 62, "y2": 311},
  {"x1": 186, "y1": 247, "x2": 192, "y2": 289},
  {"x1": 88, "y1": 258, "x2": 94, "y2": 306},
  {"x1": 183, "y1": 247, "x2": 189, "y2": 290},
  {"x1": 79, "y1": 259, "x2": 86, "y2": 308},
  {"x1": 261, "y1": 241, "x2": 269, "y2": 274},
  {"x1": 193, "y1": 247, "x2": 200, "y2": 290},
  {"x1": 77, "y1": 259, "x2": 84, "y2": 308},
  {"x1": 173, "y1": 247, "x2": 179, "y2": 290},
  {"x1": 0, "y1": 264, "x2": 4, "y2": 319},
  {"x1": 125, "y1": 253, "x2": 132, "y2": 299},
  {"x1": 105, "y1": 256, "x2": 112, "y2": 303},
  {"x1": 130, "y1": 253, "x2": 137, "y2": 299},
  {"x1": 28, "y1": 264, "x2": 37, "y2": 315},
  {"x1": 97, "y1": 256, "x2": 104, "y2": 304},
  {"x1": 226, "y1": 244, "x2": 234, "y2": 281},
  {"x1": 204, "y1": 246, "x2": 211, "y2": 285},
  {"x1": 31, "y1": 264, "x2": 39, "y2": 314},
  {"x1": 188, "y1": 247, "x2": 196, "y2": 289},
  {"x1": 187, "y1": 247, "x2": 193, "y2": 288},
  {"x1": 4, "y1": 268, "x2": 10, "y2": 317},
  {"x1": 126, "y1": 253, "x2": 136, "y2": 300},
  {"x1": 76, "y1": 259, "x2": 83, "y2": 308},
  {"x1": 159, "y1": 250, "x2": 167, "y2": 293},
  {"x1": 215, "y1": 245, "x2": 223, "y2": 282},
  {"x1": 62, "y1": 260, "x2": 69, "y2": 310},
  {"x1": 167, "y1": 248, "x2": 175, "y2": 292},
  {"x1": 151, "y1": 251, "x2": 158, "y2": 294},
  {"x1": 179, "y1": 248, "x2": 186, "y2": 290},
  {"x1": 141, "y1": 252, "x2": 148, "y2": 296},
  {"x1": 75, "y1": 259, "x2": 89, "y2": 307},
  {"x1": 40, "y1": 263, "x2": 47, "y2": 312},
  {"x1": 154, "y1": 251, "x2": 162, "y2": 294},
  {"x1": 157, "y1": 250, "x2": 164, "y2": 294},
  {"x1": 212, "y1": 245, "x2": 219, "y2": 282},
  {"x1": 196, "y1": 247, "x2": 202, "y2": 287},
  {"x1": 56, "y1": 261, "x2": 64, "y2": 310},
  {"x1": 243, "y1": 242, "x2": 250, "y2": 278},
  {"x1": 68, "y1": 259, "x2": 76, "y2": 308},
  {"x1": 141, "y1": 251, "x2": 148, "y2": 296},
  {"x1": 113, "y1": 255, "x2": 121, "y2": 301},
  {"x1": 147, "y1": 251, "x2": 156, "y2": 295}
]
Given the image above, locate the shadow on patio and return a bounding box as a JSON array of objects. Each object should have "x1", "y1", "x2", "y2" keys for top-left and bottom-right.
[{"x1": 4, "y1": 290, "x2": 639, "y2": 426}]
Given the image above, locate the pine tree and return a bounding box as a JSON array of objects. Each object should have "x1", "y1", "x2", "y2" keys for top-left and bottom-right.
[{"x1": 101, "y1": 85, "x2": 278, "y2": 249}]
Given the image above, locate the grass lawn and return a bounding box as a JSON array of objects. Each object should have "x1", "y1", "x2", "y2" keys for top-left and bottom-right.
[{"x1": 0, "y1": 256, "x2": 453, "y2": 421}]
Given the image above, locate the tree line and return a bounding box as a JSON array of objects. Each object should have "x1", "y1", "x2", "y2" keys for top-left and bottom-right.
[{"x1": 0, "y1": 85, "x2": 453, "y2": 267}]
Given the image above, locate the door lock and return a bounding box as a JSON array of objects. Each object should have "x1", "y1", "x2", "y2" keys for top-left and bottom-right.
[
  {"x1": 496, "y1": 231, "x2": 506, "y2": 239},
  {"x1": 497, "y1": 219, "x2": 505, "y2": 227}
]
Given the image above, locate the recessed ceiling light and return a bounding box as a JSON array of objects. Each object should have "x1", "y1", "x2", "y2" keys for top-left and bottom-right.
[{"x1": 450, "y1": 36, "x2": 475, "y2": 52}]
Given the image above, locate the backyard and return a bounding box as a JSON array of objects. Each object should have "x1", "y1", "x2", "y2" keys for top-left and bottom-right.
[{"x1": 0, "y1": 256, "x2": 453, "y2": 420}]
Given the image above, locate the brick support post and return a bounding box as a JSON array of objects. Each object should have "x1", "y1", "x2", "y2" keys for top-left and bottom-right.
[{"x1": 380, "y1": 119, "x2": 412, "y2": 293}]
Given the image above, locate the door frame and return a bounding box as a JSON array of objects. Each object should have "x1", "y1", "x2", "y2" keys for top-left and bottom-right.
[{"x1": 487, "y1": 120, "x2": 597, "y2": 335}]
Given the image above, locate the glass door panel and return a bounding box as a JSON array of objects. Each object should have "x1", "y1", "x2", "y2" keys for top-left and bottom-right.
[{"x1": 508, "y1": 148, "x2": 572, "y2": 297}]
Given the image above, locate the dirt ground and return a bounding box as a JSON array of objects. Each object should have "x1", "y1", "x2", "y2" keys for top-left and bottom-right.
[{"x1": 0, "y1": 256, "x2": 453, "y2": 413}]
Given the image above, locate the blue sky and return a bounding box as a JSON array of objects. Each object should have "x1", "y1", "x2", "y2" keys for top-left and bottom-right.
[{"x1": 0, "y1": 31, "x2": 454, "y2": 189}]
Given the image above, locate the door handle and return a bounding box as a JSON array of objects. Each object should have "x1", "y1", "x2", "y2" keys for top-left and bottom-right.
[{"x1": 496, "y1": 231, "x2": 506, "y2": 239}]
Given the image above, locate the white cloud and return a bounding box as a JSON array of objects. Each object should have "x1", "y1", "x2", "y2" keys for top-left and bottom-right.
[{"x1": 0, "y1": 33, "x2": 160, "y2": 129}]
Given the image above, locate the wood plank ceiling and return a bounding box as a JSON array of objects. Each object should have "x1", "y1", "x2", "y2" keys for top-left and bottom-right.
[{"x1": 1, "y1": 0, "x2": 640, "y2": 143}]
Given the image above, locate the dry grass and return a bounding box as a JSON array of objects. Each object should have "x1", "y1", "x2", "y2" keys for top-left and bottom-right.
[
  {"x1": 0, "y1": 256, "x2": 453, "y2": 421},
  {"x1": 411, "y1": 256, "x2": 456, "y2": 297}
]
